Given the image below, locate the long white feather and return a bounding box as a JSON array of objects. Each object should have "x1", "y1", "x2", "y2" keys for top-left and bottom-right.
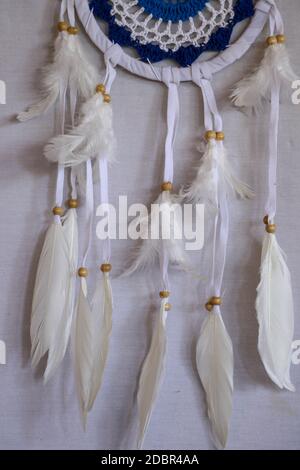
[
  {"x1": 74, "y1": 278, "x2": 94, "y2": 426},
  {"x1": 256, "y1": 232, "x2": 295, "y2": 391},
  {"x1": 196, "y1": 310, "x2": 233, "y2": 450},
  {"x1": 17, "y1": 32, "x2": 97, "y2": 122},
  {"x1": 43, "y1": 208, "x2": 79, "y2": 382},
  {"x1": 231, "y1": 43, "x2": 297, "y2": 110},
  {"x1": 86, "y1": 271, "x2": 113, "y2": 412},
  {"x1": 123, "y1": 191, "x2": 188, "y2": 276},
  {"x1": 30, "y1": 221, "x2": 70, "y2": 371},
  {"x1": 137, "y1": 298, "x2": 168, "y2": 449},
  {"x1": 44, "y1": 93, "x2": 115, "y2": 166}
]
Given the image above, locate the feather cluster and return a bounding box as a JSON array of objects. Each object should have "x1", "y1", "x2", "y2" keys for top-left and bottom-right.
[
  {"x1": 74, "y1": 272, "x2": 113, "y2": 425},
  {"x1": 231, "y1": 43, "x2": 297, "y2": 110},
  {"x1": 44, "y1": 92, "x2": 116, "y2": 166},
  {"x1": 31, "y1": 210, "x2": 78, "y2": 382},
  {"x1": 17, "y1": 30, "x2": 97, "y2": 122},
  {"x1": 256, "y1": 232, "x2": 295, "y2": 391},
  {"x1": 124, "y1": 190, "x2": 188, "y2": 276},
  {"x1": 196, "y1": 310, "x2": 234, "y2": 450},
  {"x1": 137, "y1": 298, "x2": 168, "y2": 449}
]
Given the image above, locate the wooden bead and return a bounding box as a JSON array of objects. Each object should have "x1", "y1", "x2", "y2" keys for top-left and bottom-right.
[
  {"x1": 68, "y1": 198, "x2": 79, "y2": 209},
  {"x1": 205, "y1": 302, "x2": 213, "y2": 312},
  {"x1": 103, "y1": 93, "x2": 111, "y2": 103},
  {"x1": 100, "y1": 263, "x2": 112, "y2": 273},
  {"x1": 164, "y1": 303, "x2": 172, "y2": 311},
  {"x1": 52, "y1": 206, "x2": 64, "y2": 216},
  {"x1": 161, "y1": 181, "x2": 173, "y2": 192},
  {"x1": 159, "y1": 290, "x2": 170, "y2": 299},
  {"x1": 96, "y1": 84, "x2": 106, "y2": 94},
  {"x1": 210, "y1": 296, "x2": 222, "y2": 306},
  {"x1": 67, "y1": 26, "x2": 79, "y2": 35},
  {"x1": 266, "y1": 224, "x2": 276, "y2": 234},
  {"x1": 57, "y1": 21, "x2": 68, "y2": 32},
  {"x1": 263, "y1": 215, "x2": 269, "y2": 225},
  {"x1": 216, "y1": 131, "x2": 225, "y2": 141},
  {"x1": 78, "y1": 267, "x2": 88, "y2": 277},
  {"x1": 205, "y1": 130, "x2": 216, "y2": 140},
  {"x1": 276, "y1": 34, "x2": 286, "y2": 44},
  {"x1": 266, "y1": 36, "x2": 277, "y2": 46}
]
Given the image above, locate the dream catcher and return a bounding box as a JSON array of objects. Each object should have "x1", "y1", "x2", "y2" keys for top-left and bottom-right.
[{"x1": 18, "y1": 0, "x2": 297, "y2": 449}]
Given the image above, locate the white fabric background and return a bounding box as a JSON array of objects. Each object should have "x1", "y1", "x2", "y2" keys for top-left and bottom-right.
[{"x1": 0, "y1": 0, "x2": 299, "y2": 450}]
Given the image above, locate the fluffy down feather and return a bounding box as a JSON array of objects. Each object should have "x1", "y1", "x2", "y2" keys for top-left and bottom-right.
[
  {"x1": 256, "y1": 232, "x2": 295, "y2": 391},
  {"x1": 44, "y1": 93, "x2": 115, "y2": 166}
]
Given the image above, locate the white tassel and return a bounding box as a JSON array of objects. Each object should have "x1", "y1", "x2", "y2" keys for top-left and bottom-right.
[
  {"x1": 30, "y1": 221, "x2": 71, "y2": 373},
  {"x1": 43, "y1": 208, "x2": 79, "y2": 382},
  {"x1": 256, "y1": 232, "x2": 295, "y2": 391},
  {"x1": 17, "y1": 29, "x2": 97, "y2": 122},
  {"x1": 124, "y1": 190, "x2": 187, "y2": 276},
  {"x1": 87, "y1": 270, "x2": 113, "y2": 412},
  {"x1": 44, "y1": 92, "x2": 115, "y2": 167},
  {"x1": 231, "y1": 42, "x2": 297, "y2": 110},
  {"x1": 137, "y1": 298, "x2": 168, "y2": 449},
  {"x1": 196, "y1": 310, "x2": 234, "y2": 450},
  {"x1": 74, "y1": 278, "x2": 94, "y2": 426},
  {"x1": 183, "y1": 139, "x2": 254, "y2": 209}
]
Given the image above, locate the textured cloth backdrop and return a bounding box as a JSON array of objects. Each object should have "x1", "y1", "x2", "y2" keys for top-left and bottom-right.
[{"x1": 0, "y1": 0, "x2": 299, "y2": 450}]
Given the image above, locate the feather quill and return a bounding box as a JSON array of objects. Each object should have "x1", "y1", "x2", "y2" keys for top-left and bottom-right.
[
  {"x1": 44, "y1": 93, "x2": 115, "y2": 167},
  {"x1": 43, "y1": 208, "x2": 79, "y2": 382},
  {"x1": 30, "y1": 221, "x2": 70, "y2": 371},
  {"x1": 17, "y1": 31, "x2": 97, "y2": 122},
  {"x1": 231, "y1": 43, "x2": 297, "y2": 110},
  {"x1": 256, "y1": 232, "x2": 295, "y2": 391},
  {"x1": 196, "y1": 310, "x2": 233, "y2": 450},
  {"x1": 137, "y1": 298, "x2": 168, "y2": 449},
  {"x1": 124, "y1": 191, "x2": 187, "y2": 276}
]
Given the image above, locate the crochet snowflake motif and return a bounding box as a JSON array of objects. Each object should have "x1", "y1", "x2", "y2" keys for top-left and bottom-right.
[{"x1": 90, "y1": 0, "x2": 255, "y2": 66}]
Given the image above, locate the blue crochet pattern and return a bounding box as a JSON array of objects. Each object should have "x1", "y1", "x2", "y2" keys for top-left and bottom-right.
[{"x1": 89, "y1": 0, "x2": 255, "y2": 67}]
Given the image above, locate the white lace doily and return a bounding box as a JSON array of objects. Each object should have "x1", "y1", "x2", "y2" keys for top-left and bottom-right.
[{"x1": 111, "y1": 0, "x2": 235, "y2": 52}]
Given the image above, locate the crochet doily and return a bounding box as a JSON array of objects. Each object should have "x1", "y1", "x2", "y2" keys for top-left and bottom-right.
[{"x1": 90, "y1": 0, "x2": 255, "y2": 66}]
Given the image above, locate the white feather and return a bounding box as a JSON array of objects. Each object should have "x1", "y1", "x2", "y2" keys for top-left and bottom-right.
[
  {"x1": 196, "y1": 310, "x2": 233, "y2": 450},
  {"x1": 30, "y1": 221, "x2": 70, "y2": 371},
  {"x1": 43, "y1": 208, "x2": 79, "y2": 382},
  {"x1": 44, "y1": 93, "x2": 115, "y2": 166},
  {"x1": 123, "y1": 191, "x2": 188, "y2": 276},
  {"x1": 137, "y1": 298, "x2": 168, "y2": 449},
  {"x1": 231, "y1": 43, "x2": 297, "y2": 110},
  {"x1": 74, "y1": 278, "x2": 94, "y2": 426},
  {"x1": 87, "y1": 271, "x2": 113, "y2": 412},
  {"x1": 17, "y1": 32, "x2": 97, "y2": 122},
  {"x1": 256, "y1": 232, "x2": 295, "y2": 391}
]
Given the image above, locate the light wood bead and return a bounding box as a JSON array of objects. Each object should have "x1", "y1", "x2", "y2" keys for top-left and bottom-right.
[
  {"x1": 161, "y1": 181, "x2": 173, "y2": 192},
  {"x1": 266, "y1": 224, "x2": 276, "y2": 234},
  {"x1": 57, "y1": 21, "x2": 68, "y2": 32},
  {"x1": 210, "y1": 296, "x2": 222, "y2": 306},
  {"x1": 67, "y1": 26, "x2": 79, "y2": 35},
  {"x1": 263, "y1": 215, "x2": 269, "y2": 225},
  {"x1": 276, "y1": 34, "x2": 286, "y2": 44},
  {"x1": 205, "y1": 130, "x2": 216, "y2": 140},
  {"x1": 103, "y1": 94, "x2": 111, "y2": 103},
  {"x1": 100, "y1": 263, "x2": 112, "y2": 273},
  {"x1": 267, "y1": 36, "x2": 277, "y2": 46},
  {"x1": 164, "y1": 303, "x2": 172, "y2": 311},
  {"x1": 96, "y1": 84, "x2": 106, "y2": 94},
  {"x1": 159, "y1": 290, "x2": 170, "y2": 299},
  {"x1": 216, "y1": 131, "x2": 225, "y2": 141},
  {"x1": 52, "y1": 206, "x2": 64, "y2": 216},
  {"x1": 205, "y1": 302, "x2": 213, "y2": 312},
  {"x1": 68, "y1": 198, "x2": 79, "y2": 209},
  {"x1": 78, "y1": 267, "x2": 88, "y2": 278}
]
